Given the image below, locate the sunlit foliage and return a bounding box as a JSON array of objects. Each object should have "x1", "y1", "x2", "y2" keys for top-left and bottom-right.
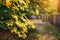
[
  {"x1": 0, "y1": 0, "x2": 35, "y2": 39},
  {"x1": 0, "y1": 0, "x2": 58, "y2": 39},
  {"x1": 30, "y1": 0, "x2": 57, "y2": 15}
]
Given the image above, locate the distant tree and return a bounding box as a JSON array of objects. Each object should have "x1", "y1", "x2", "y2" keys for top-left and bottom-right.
[{"x1": 29, "y1": 0, "x2": 57, "y2": 15}]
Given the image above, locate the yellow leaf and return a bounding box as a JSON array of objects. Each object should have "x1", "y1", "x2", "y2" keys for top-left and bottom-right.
[
  {"x1": 6, "y1": 0, "x2": 12, "y2": 7},
  {"x1": 11, "y1": 14, "x2": 18, "y2": 20},
  {"x1": 10, "y1": 27, "x2": 17, "y2": 33},
  {"x1": 35, "y1": 9, "x2": 39, "y2": 15}
]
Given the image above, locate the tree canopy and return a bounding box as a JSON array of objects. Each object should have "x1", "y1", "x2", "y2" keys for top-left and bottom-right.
[
  {"x1": 0, "y1": 0, "x2": 35, "y2": 38},
  {"x1": 0, "y1": 0, "x2": 58, "y2": 39}
]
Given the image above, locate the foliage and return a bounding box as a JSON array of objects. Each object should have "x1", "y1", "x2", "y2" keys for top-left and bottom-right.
[
  {"x1": 30, "y1": 0, "x2": 57, "y2": 15},
  {"x1": 0, "y1": 0, "x2": 35, "y2": 39}
]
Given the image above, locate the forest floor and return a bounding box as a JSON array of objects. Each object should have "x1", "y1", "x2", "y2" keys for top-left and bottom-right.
[
  {"x1": 0, "y1": 19, "x2": 60, "y2": 40},
  {"x1": 30, "y1": 19, "x2": 60, "y2": 40}
]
